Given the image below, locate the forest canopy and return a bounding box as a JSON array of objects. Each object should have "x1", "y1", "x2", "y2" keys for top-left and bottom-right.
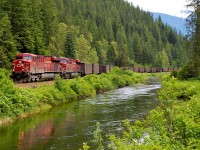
[{"x1": 0, "y1": 0, "x2": 190, "y2": 68}]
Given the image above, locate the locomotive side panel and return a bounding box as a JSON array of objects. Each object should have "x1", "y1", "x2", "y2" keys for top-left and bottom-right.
[
  {"x1": 33, "y1": 55, "x2": 45, "y2": 74},
  {"x1": 44, "y1": 56, "x2": 60, "y2": 73}
]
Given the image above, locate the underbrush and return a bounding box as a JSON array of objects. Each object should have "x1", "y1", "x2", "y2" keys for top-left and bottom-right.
[
  {"x1": 0, "y1": 67, "x2": 150, "y2": 123},
  {"x1": 89, "y1": 76, "x2": 200, "y2": 150}
]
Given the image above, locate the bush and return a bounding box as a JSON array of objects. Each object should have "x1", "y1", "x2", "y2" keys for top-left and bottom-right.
[
  {"x1": 34, "y1": 85, "x2": 65, "y2": 105},
  {"x1": 54, "y1": 78, "x2": 78, "y2": 101},
  {"x1": 170, "y1": 70, "x2": 177, "y2": 78},
  {"x1": 83, "y1": 74, "x2": 115, "y2": 93},
  {"x1": 68, "y1": 77, "x2": 96, "y2": 99},
  {"x1": 177, "y1": 61, "x2": 199, "y2": 80}
]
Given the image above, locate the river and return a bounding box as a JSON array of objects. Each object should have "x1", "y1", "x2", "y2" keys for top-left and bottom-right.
[{"x1": 0, "y1": 79, "x2": 161, "y2": 150}]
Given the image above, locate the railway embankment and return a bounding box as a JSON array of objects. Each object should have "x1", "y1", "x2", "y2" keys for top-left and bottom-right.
[{"x1": 0, "y1": 67, "x2": 154, "y2": 126}]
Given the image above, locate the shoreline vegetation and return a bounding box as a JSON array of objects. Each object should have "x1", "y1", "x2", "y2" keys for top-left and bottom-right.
[
  {"x1": 0, "y1": 67, "x2": 152, "y2": 126},
  {"x1": 88, "y1": 76, "x2": 200, "y2": 150}
]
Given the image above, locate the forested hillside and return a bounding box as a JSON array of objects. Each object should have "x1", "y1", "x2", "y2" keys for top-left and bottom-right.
[{"x1": 0, "y1": 0, "x2": 189, "y2": 68}]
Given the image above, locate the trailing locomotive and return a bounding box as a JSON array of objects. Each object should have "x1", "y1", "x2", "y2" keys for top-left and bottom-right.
[{"x1": 11, "y1": 53, "x2": 177, "y2": 83}]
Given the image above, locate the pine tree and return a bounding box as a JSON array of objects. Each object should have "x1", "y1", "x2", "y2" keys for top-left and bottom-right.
[
  {"x1": 65, "y1": 31, "x2": 76, "y2": 58},
  {"x1": 30, "y1": 0, "x2": 44, "y2": 54},
  {"x1": 0, "y1": 14, "x2": 16, "y2": 68},
  {"x1": 186, "y1": 0, "x2": 200, "y2": 74},
  {"x1": 10, "y1": 0, "x2": 34, "y2": 53}
]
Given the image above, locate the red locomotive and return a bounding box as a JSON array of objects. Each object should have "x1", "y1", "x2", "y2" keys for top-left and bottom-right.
[
  {"x1": 11, "y1": 53, "x2": 83, "y2": 82},
  {"x1": 59, "y1": 57, "x2": 84, "y2": 78}
]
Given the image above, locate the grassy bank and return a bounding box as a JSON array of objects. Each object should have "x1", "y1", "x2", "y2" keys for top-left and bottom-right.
[
  {"x1": 0, "y1": 67, "x2": 151, "y2": 125},
  {"x1": 92, "y1": 76, "x2": 200, "y2": 150}
]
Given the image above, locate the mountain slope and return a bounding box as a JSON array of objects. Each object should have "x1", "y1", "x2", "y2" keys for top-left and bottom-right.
[{"x1": 152, "y1": 12, "x2": 187, "y2": 35}]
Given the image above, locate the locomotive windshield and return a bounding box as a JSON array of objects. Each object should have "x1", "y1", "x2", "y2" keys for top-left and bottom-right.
[
  {"x1": 15, "y1": 55, "x2": 32, "y2": 60},
  {"x1": 60, "y1": 59, "x2": 67, "y2": 63},
  {"x1": 23, "y1": 56, "x2": 32, "y2": 60}
]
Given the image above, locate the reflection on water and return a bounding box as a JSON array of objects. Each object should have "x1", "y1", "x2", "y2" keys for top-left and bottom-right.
[
  {"x1": 0, "y1": 80, "x2": 160, "y2": 150},
  {"x1": 17, "y1": 121, "x2": 54, "y2": 150}
]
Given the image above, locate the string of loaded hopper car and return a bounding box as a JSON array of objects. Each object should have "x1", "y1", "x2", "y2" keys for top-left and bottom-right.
[{"x1": 10, "y1": 53, "x2": 178, "y2": 83}]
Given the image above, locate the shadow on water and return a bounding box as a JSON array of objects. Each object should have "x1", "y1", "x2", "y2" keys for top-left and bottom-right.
[{"x1": 0, "y1": 78, "x2": 161, "y2": 150}]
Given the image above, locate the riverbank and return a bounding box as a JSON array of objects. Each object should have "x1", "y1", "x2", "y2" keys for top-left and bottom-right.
[
  {"x1": 100, "y1": 76, "x2": 200, "y2": 150},
  {"x1": 0, "y1": 67, "x2": 154, "y2": 126}
]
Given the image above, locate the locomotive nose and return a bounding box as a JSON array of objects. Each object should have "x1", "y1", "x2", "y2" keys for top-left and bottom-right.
[{"x1": 13, "y1": 60, "x2": 26, "y2": 72}]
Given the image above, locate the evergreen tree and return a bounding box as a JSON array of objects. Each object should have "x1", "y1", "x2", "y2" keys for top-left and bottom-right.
[
  {"x1": 41, "y1": 0, "x2": 58, "y2": 51},
  {"x1": 0, "y1": 14, "x2": 16, "y2": 68},
  {"x1": 30, "y1": 0, "x2": 44, "y2": 54},
  {"x1": 65, "y1": 31, "x2": 76, "y2": 58},
  {"x1": 107, "y1": 41, "x2": 119, "y2": 65},
  {"x1": 160, "y1": 49, "x2": 170, "y2": 68},
  {"x1": 10, "y1": 0, "x2": 34, "y2": 53},
  {"x1": 186, "y1": 0, "x2": 200, "y2": 73},
  {"x1": 95, "y1": 39, "x2": 108, "y2": 64}
]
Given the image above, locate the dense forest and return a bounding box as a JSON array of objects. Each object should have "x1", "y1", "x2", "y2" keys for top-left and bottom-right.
[{"x1": 0, "y1": 0, "x2": 190, "y2": 68}]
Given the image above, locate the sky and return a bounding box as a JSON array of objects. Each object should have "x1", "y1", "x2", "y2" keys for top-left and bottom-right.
[{"x1": 126, "y1": 0, "x2": 191, "y2": 18}]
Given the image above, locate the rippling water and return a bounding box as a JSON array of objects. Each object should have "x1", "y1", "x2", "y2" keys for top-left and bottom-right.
[{"x1": 0, "y1": 80, "x2": 161, "y2": 150}]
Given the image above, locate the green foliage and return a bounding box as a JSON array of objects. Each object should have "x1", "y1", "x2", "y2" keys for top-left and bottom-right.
[
  {"x1": 54, "y1": 77, "x2": 78, "y2": 101},
  {"x1": 83, "y1": 74, "x2": 115, "y2": 93},
  {"x1": 33, "y1": 85, "x2": 65, "y2": 105},
  {"x1": 67, "y1": 77, "x2": 96, "y2": 99},
  {"x1": 170, "y1": 70, "x2": 178, "y2": 78},
  {"x1": 81, "y1": 143, "x2": 90, "y2": 150},
  {"x1": 0, "y1": 14, "x2": 16, "y2": 68},
  {"x1": 177, "y1": 61, "x2": 199, "y2": 80},
  {"x1": 93, "y1": 122, "x2": 104, "y2": 150},
  {"x1": 0, "y1": 69, "x2": 38, "y2": 117},
  {"x1": 75, "y1": 34, "x2": 98, "y2": 64},
  {"x1": 186, "y1": 0, "x2": 200, "y2": 67}
]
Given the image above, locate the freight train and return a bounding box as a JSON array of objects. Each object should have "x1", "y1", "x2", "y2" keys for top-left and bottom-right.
[{"x1": 10, "y1": 53, "x2": 177, "y2": 82}]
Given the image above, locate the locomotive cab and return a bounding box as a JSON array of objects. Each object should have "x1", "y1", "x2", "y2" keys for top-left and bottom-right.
[
  {"x1": 11, "y1": 53, "x2": 35, "y2": 82},
  {"x1": 59, "y1": 58, "x2": 84, "y2": 78}
]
